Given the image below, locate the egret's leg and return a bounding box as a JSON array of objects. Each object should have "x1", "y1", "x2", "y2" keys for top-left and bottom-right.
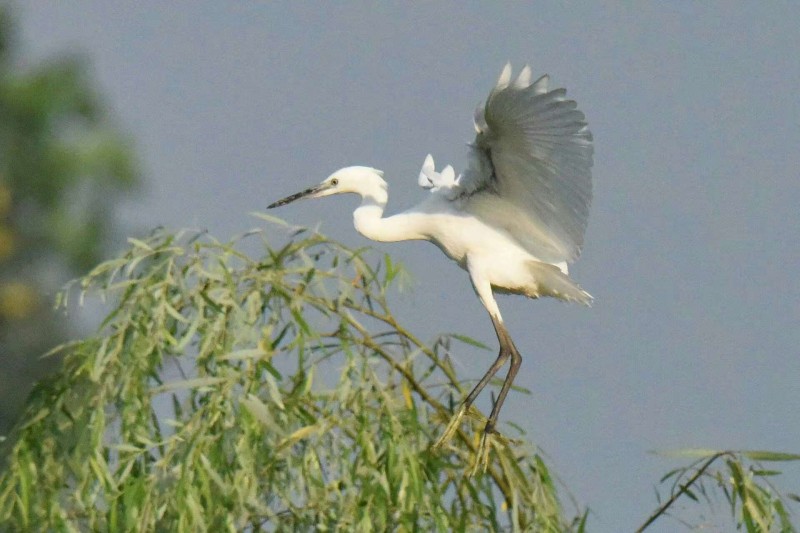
[
  {"x1": 483, "y1": 317, "x2": 522, "y2": 435},
  {"x1": 432, "y1": 343, "x2": 512, "y2": 449},
  {"x1": 471, "y1": 318, "x2": 523, "y2": 473},
  {"x1": 434, "y1": 259, "x2": 524, "y2": 465}
]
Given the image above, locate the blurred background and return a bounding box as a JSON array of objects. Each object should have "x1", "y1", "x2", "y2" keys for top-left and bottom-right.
[
  {"x1": 4, "y1": 3, "x2": 799, "y2": 531},
  {"x1": 0, "y1": 5, "x2": 137, "y2": 434}
]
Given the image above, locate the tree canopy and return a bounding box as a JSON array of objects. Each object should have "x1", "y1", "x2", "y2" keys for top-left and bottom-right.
[
  {"x1": 1, "y1": 227, "x2": 797, "y2": 531},
  {"x1": 0, "y1": 228, "x2": 583, "y2": 531}
]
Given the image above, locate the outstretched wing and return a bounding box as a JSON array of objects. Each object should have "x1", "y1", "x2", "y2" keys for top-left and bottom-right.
[{"x1": 460, "y1": 64, "x2": 594, "y2": 263}]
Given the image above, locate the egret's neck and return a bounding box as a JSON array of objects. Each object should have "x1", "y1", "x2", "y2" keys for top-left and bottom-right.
[
  {"x1": 353, "y1": 180, "x2": 424, "y2": 242},
  {"x1": 353, "y1": 179, "x2": 391, "y2": 242}
]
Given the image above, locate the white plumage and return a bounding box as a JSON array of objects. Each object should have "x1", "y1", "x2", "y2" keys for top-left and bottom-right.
[{"x1": 268, "y1": 63, "x2": 594, "y2": 467}]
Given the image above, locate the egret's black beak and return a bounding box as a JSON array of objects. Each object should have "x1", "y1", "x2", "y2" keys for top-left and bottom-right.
[{"x1": 267, "y1": 184, "x2": 326, "y2": 209}]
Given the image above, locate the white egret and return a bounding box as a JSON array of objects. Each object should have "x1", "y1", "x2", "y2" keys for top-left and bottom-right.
[{"x1": 268, "y1": 63, "x2": 593, "y2": 467}]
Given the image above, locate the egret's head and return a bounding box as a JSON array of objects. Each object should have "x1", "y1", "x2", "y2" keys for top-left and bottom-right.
[{"x1": 268, "y1": 166, "x2": 385, "y2": 208}]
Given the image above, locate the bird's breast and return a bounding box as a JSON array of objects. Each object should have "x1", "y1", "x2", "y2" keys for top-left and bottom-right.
[{"x1": 426, "y1": 214, "x2": 524, "y2": 267}]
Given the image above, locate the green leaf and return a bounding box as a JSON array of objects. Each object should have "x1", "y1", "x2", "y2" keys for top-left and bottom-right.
[
  {"x1": 448, "y1": 334, "x2": 491, "y2": 351},
  {"x1": 652, "y1": 448, "x2": 725, "y2": 459},
  {"x1": 240, "y1": 394, "x2": 272, "y2": 427},
  {"x1": 248, "y1": 211, "x2": 294, "y2": 227},
  {"x1": 218, "y1": 348, "x2": 268, "y2": 361},
  {"x1": 110, "y1": 443, "x2": 144, "y2": 453},
  {"x1": 741, "y1": 450, "x2": 800, "y2": 462},
  {"x1": 151, "y1": 377, "x2": 226, "y2": 394}
]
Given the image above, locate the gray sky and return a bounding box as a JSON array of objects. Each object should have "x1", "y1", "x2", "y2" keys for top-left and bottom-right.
[{"x1": 19, "y1": 2, "x2": 800, "y2": 531}]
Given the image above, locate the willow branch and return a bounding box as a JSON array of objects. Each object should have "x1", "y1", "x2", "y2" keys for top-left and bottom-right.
[{"x1": 635, "y1": 451, "x2": 732, "y2": 533}]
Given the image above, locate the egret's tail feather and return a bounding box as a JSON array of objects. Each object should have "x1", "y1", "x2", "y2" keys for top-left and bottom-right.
[{"x1": 528, "y1": 262, "x2": 593, "y2": 306}]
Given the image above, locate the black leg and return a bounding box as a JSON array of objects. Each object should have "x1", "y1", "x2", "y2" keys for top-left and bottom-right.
[
  {"x1": 433, "y1": 313, "x2": 523, "y2": 455},
  {"x1": 484, "y1": 350, "x2": 522, "y2": 433},
  {"x1": 452, "y1": 314, "x2": 521, "y2": 431},
  {"x1": 459, "y1": 346, "x2": 511, "y2": 413}
]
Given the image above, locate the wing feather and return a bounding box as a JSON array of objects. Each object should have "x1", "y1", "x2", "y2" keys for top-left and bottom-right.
[{"x1": 461, "y1": 64, "x2": 593, "y2": 263}]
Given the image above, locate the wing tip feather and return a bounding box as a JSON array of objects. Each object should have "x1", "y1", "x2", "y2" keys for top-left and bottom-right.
[
  {"x1": 496, "y1": 62, "x2": 512, "y2": 90},
  {"x1": 514, "y1": 64, "x2": 532, "y2": 88}
]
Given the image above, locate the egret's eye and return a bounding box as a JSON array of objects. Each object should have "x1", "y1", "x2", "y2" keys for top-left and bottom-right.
[{"x1": 331, "y1": 178, "x2": 339, "y2": 186}]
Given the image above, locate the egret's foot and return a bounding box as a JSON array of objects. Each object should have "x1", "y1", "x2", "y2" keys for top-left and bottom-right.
[
  {"x1": 469, "y1": 426, "x2": 495, "y2": 476},
  {"x1": 432, "y1": 404, "x2": 468, "y2": 450}
]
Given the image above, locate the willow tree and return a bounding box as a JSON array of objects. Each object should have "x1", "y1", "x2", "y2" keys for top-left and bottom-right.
[
  {"x1": 0, "y1": 226, "x2": 796, "y2": 532},
  {"x1": 0, "y1": 226, "x2": 583, "y2": 531}
]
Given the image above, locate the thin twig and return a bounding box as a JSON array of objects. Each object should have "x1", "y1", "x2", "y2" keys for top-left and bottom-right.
[{"x1": 635, "y1": 451, "x2": 732, "y2": 533}]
